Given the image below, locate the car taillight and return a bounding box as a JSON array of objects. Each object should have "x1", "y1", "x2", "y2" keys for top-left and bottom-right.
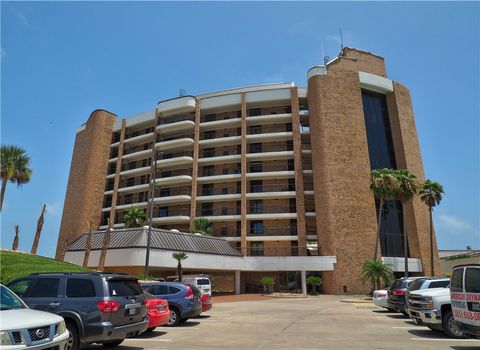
[
  {"x1": 377, "y1": 292, "x2": 387, "y2": 297},
  {"x1": 97, "y1": 301, "x2": 121, "y2": 313},
  {"x1": 392, "y1": 289, "x2": 405, "y2": 296},
  {"x1": 184, "y1": 286, "x2": 194, "y2": 300}
]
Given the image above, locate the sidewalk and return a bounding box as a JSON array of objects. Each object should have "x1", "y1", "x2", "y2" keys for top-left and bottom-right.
[{"x1": 211, "y1": 294, "x2": 271, "y2": 303}]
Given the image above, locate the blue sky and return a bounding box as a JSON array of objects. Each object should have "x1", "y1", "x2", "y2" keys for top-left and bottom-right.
[{"x1": 1, "y1": 2, "x2": 479, "y2": 258}]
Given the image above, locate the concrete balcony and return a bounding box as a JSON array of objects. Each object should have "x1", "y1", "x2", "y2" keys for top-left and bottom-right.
[
  {"x1": 246, "y1": 132, "x2": 293, "y2": 143},
  {"x1": 196, "y1": 193, "x2": 241, "y2": 202},
  {"x1": 197, "y1": 174, "x2": 242, "y2": 184},
  {"x1": 158, "y1": 96, "x2": 196, "y2": 117},
  {"x1": 108, "y1": 165, "x2": 150, "y2": 179},
  {"x1": 111, "y1": 132, "x2": 154, "y2": 148},
  {"x1": 200, "y1": 135, "x2": 241, "y2": 148},
  {"x1": 198, "y1": 154, "x2": 242, "y2": 165},
  {"x1": 157, "y1": 120, "x2": 195, "y2": 134},
  {"x1": 246, "y1": 151, "x2": 294, "y2": 161},
  {"x1": 151, "y1": 216, "x2": 191, "y2": 224},
  {"x1": 200, "y1": 118, "x2": 241, "y2": 131},
  {"x1": 154, "y1": 195, "x2": 191, "y2": 205},
  {"x1": 154, "y1": 175, "x2": 192, "y2": 187},
  {"x1": 155, "y1": 138, "x2": 194, "y2": 152},
  {"x1": 246, "y1": 113, "x2": 291, "y2": 126},
  {"x1": 156, "y1": 156, "x2": 193, "y2": 169},
  {"x1": 247, "y1": 171, "x2": 295, "y2": 180}
]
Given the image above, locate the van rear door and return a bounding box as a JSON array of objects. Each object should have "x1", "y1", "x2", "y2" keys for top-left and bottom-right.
[
  {"x1": 106, "y1": 276, "x2": 146, "y2": 327},
  {"x1": 451, "y1": 266, "x2": 480, "y2": 328}
]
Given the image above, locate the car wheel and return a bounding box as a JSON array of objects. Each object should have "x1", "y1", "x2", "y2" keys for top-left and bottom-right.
[
  {"x1": 103, "y1": 340, "x2": 124, "y2": 347},
  {"x1": 65, "y1": 321, "x2": 79, "y2": 350},
  {"x1": 145, "y1": 327, "x2": 156, "y2": 333},
  {"x1": 166, "y1": 307, "x2": 180, "y2": 327},
  {"x1": 442, "y1": 309, "x2": 465, "y2": 339}
]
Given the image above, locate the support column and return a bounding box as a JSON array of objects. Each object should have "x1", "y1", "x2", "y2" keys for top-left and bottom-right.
[
  {"x1": 190, "y1": 101, "x2": 201, "y2": 228},
  {"x1": 235, "y1": 270, "x2": 241, "y2": 295},
  {"x1": 301, "y1": 270, "x2": 307, "y2": 296},
  {"x1": 291, "y1": 87, "x2": 307, "y2": 255},
  {"x1": 146, "y1": 110, "x2": 161, "y2": 222},
  {"x1": 109, "y1": 119, "x2": 127, "y2": 226},
  {"x1": 240, "y1": 93, "x2": 248, "y2": 256}
]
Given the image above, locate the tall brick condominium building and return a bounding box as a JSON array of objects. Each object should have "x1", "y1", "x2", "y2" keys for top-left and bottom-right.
[{"x1": 57, "y1": 48, "x2": 440, "y2": 294}]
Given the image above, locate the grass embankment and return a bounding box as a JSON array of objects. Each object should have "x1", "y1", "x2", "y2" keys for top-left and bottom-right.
[{"x1": 0, "y1": 249, "x2": 94, "y2": 284}]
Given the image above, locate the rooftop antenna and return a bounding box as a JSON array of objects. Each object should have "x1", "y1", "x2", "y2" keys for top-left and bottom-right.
[
  {"x1": 340, "y1": 28, "x2": 344, "y2": 51},
  {"x1": 179, "y1": 89, "x2": 186, "y2": 97}
]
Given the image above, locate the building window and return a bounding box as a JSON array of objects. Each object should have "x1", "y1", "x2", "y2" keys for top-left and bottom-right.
[
  {"x1": 104, "y1": 195, "x2": 112, "y2": 208},
  {"x1": 222, "y1": 187, "x2": 228, "y2": 194},
  {"x1": 237, "y1": 144, "x2": 241, "y2": 154},
  {"x1": 285, "y1": 106, "x2": 292, "y2": 113},
  {"x1": 160, "y1": 188, "x2": 170, "y2": 197},
  {"x1": 201, "y1": 203, "x2": 213, "y2": 216},
  {"x1": 124, "y1": 194, "x2": 133, "y2": 205},
  {"x1": 249, "y1": 143, "x2": 262, "y2": 153},
  {"x1": 203, "y1": 148, "x2": 215, "y2": 158},
  {"x1": 221, "y1": 207, "x2": 228, "y2": 215},
  {"x1": 250, "y1": 242, "x2": 264, "y2": 256},
  {"x1": 250, "y1": 220, "x2": 264, "y2": 235},
  {"x1": 285, "y1": 123, "x2": 293, "y2": 132},
  {"x1": 221, "y1": 227, "x2": 227, "y2": 236},
  {"x1": 290, "y1": 219, "x2": 297, "y2": 235},
  {"x1": 127, "y1": 177, "x2": 135, "y2": 187},
  {"x1": 163, "y1": 153, "x2": 173, "y2": 159},
  {"x1": 204, "y1": 130, "x2": 215, "y2": 139},
  {"x1": 223, "y1": 150, "x2": 230, "y2": 156},
  {"x1": 224, "y1": 133, "x2": 229, "y2": 137},
  {"x1": 140, "y1": 175, "x2": 147, "y2": 184},
  {"x1": 288, "y1": 159, "x2": 294, "y2": 171},
  {"x1": 138, "y1": 192, "x2": 147, "y2": 202},
  {"x1": 289, "y1": 198, "x2": 296, "y2": 213},
  {"x1": 236, "y1": 182, "x2": 241, "y2": 194},
  {"x1": 236, "y1": 221, "x2": 241, "y2": 236},
  {"x1": 158, "y1": 207, "x2": 169, "y2": 217},
  {"x1": 249, "y1": 125, "x2": 262, "y2": 135},
  {"x1": 128, "y1": 162, "x2": 136, "y2": 170},
  {"x1": 204, "y1": 114, "x2": 216, "y2": 122},
  {"x1": 161, "y1": 170, "x2": 171, "y2": 178},
  {"x1": 142, "y1": 158, "x2": 150, "y2": 167},
  {"x1": 203, "y1": 166, "x2": 214, "y2": 177},
  {"x1": 248, "y1": 108, "x2": 262, "y2": 117},
  {"x1": 249, "y1": 162, "x2": 263, "y2": 173},
  {"x1": 222, "y1": 168, "x2": 229, "y2": 175},
  {"x1": 202, "y1": 184, "x2": 213, "y2": 196},
  {"x1": 286, "y1": 140, "x2": 293, "y2": 151},
  {"x1": 250, "y1": 200, "x2": 263, "y2": 214},
  {"x1": 237, "y1": 127, "x2": 241, "y2": 136},
  {"x1": 108, "y1": 163, "x2": 116, "y2": 174},
  {"x1": 250, "y1": 180, "x2": 262, "y2": 193},
  {"x1": 288, "y1": 178, "x2": 295, "y2": 191}
]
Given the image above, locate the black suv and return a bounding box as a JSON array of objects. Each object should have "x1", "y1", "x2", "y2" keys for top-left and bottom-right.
[{"x1": 7, "y1": 272, "x2": 148, "y2": 349}]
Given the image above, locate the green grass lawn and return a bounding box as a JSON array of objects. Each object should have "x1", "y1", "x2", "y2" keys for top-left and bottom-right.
[{"x1": 0, "y1": 249, "x2": 94, "y2": 284}]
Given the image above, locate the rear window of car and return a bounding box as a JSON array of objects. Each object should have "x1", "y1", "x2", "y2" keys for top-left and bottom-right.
[
  {"x1": 196, "y1": 278, "x2": 210, "y2": 286},
  {"x1": 149, "y1": 285, "x2": 170, "y2": 295},
  {"x1": 450, "y1": 268, "x2": 464, "y2": 293},
  {"x1": 66, "y1": 278, "x2": 96, "y2": 297},
  {"x1": 169, "y1": 286, "x2": 181, "y2": 294},
  {"x1": 465, "y1": 268, "x2": 480, "y2": 293},
  {"x1": 429, "y1": 280, "x2": 449, "y2": 289},
  {"x1": 390, "y1": 279, "x2": 407, "y2": 290},
  {"x1": 29, "y1": 278, "x2": 60, "y2": 298},
  {"x1": 108, "y1": 280, "x2": 142, "y2": 297}
]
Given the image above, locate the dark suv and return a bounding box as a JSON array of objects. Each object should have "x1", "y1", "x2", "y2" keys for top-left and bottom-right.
[
  {"x1": 7, "y1": 272, "x2": 148, "y2": 349},
  {"x1": 387, "y1": 277, "x2": 422, "y2": 315}
]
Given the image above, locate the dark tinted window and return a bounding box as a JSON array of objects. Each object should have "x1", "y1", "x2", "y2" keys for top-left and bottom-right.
[
  {"x1": 465, "y1": 268, "x2": 480, "y2": 293},
  {"x1": 149, "y1": 285, "x2": 170, "y2": 295},
  {"x1": 108, "y1": 280, "x2": 142, "y2": 297},
  {"x1": 429, "y1": 280, "x2": 449, "y2": 289},
  {"x1": 450, "y1": 268, "x2": 464, "y2": 293},
  {"x1": 30, "y1": 278, "x2": 60, "y2": 297},
  {"x1": 197, "y1": 279, "x2": 210, "y2": 286},
  {"x1": 408, "y1": 278, "x2": 426, "y2": 291},
  {"x1": 66, "y1": 279, "x2": 96, "y2": 297},
  {"x1": 169, "y1": 287, "x2": 181, "y2": 294},
  {"x1": 7, "y1": 279, "x2": 32, "y2": 298}
]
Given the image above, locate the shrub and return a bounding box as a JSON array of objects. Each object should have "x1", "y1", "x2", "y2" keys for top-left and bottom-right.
[
  {"x1": 260, "y1": 276, "x2": 275, "y2": 294},
  {"x1": 306, "y1": 276, "x2": 323, "y2": 295}
]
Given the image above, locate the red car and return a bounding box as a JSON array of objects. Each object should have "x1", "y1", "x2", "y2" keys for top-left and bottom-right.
[
  {"x1": 144, "y1": 291, "x2": 170, "y2": 331},
  {"x1": 201, "y1": 292, "x2": 212, "y2": 312}
]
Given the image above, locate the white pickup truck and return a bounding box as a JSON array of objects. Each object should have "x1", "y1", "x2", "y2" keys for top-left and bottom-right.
[
  {"x1": 450, "y1": 264, "x2": 480, "y2": 339},
  {"x1": 407, "y1": 287, "x2": 464, "y2": 338}
]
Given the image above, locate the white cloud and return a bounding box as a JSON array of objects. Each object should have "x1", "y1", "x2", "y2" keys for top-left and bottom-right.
[
  {"x1": 10, "y1": 7, "x2": 30, "y2": 28},
  {"x1": 437, "y1": 213, "x2": 479, "y2": 235},
  {"x1": 46, "y1": 202, "x2": 62, "y2": 218}
]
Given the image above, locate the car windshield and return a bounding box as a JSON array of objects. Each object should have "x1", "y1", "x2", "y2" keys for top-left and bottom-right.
[
  {"x1": 0, "y1": 286, "x2": 27, "y2": 311},
  {"x1": 196, "y1": 278, "x2": 210, "y2": 286},
  {"x1": 108, "y1": 280, "x2": 143, "y2": 297}
]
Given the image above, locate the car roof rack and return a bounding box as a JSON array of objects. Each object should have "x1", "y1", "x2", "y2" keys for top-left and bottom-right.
[{"x1": 29, "y1": 272, "x2": 130, "y2": 276}]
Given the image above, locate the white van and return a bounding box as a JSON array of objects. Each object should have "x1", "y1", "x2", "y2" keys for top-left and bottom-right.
[
  {"x1": 450, "y1": 264, "x2": 480, "y2": 339},
  {"x1": 182, "y1": 276, "x2": 212, "y2": 296}
]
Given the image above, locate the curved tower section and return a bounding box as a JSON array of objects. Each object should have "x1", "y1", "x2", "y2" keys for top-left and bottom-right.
[{"x1": 56, "y1": 110, "x2": 116, "y2": 259}]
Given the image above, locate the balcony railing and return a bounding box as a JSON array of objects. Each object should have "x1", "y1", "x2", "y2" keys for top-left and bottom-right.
[
  {"x1": 199, "y1": 188, "x2": 241, "y2": 196},
  {"x1": 200, "y1": 168, "x2": 242, "y2": 177},
  {"x1": 248, "y1": 205, "x2": 296, "y2": 214},
  {"x1": 157, "y1": 132, "x2": 194, "y2": 142},
  {"x1": 249, "y1": 227, "x2": 298, "y2": 236},
  {"x1": 123, "y1": 144, "x2": 152, "y2": 156},
  {"x1": 154, "y1": 187, "x2": 191, "y2": 197},
  {"x1": 248, "y1": 144, "x2": 293, "y2": 153},
  {"x1": 201, "y1": 150, "x2": 241, "y2": 158},
  {"x1": 199, "y1": 207, "x2": 241, "y2": 216},
  {"x1": 155, "y1": 207, "x2": 190, "y2": 217},
  {"x1": 160, "y1": 151, "x2": 193, "y2": 159},
  {"x1": 200, "y1": 112, "x2": 241, "y2": 123},
  {"x1": 248, "y1": 163, "x2": 294, "y2": 173},
  {"x1": 159, "y1": 115, "x2": 195, "y2": 125},
  {"x1": 248, "y1": 184, "x2": 295, "y2": 193}
]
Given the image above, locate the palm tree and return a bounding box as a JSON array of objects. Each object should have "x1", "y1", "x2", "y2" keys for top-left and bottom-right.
[
  {"x1": 31, "y1": 204, "x2": 47, "y2": 255},
  {"x1": 123, "y1": 206, "x2": 146, "y2": 228},
  {"x1": 361, "y1": 259, "x2": 393, "y2": 290},
  {"x1": 419, "y1": 179, "x2": 444, "y2": 276},
  {"x1": 12, "y1": 225, "x2": 19, "y2": 251},
  {"x1": 1, "y1": 145, "x2": 32, "y2": 211},
  {"x1": 189, "y1": 218, "x2": 213, "y2": 236},
  {"x1": 172, "y1": 252, "x2": 188, "y2": 281},
  {"x1": 370, "y1": 168, "x2": 399, "y2": 260},
  {"x1": 394, "y1": 169, "x2": 419, "y2": 277}
]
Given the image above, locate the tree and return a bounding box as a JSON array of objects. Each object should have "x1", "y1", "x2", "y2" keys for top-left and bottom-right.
[
  {"x1": 30, "y1": 204, "x2": 46, "y2": 255},
  {"x1": 394, "y1": 169, "x2": 419, "y2": 277},
  {"x1": 172, "y1": 252, "x2": 188, "y2": 281},
  {"x1": 98, "y1": 219, "x2": 112, "y2": 271},
  {"x1": 83, "y1": 220, "x2": 94, "y2": 268},
  {"x1": 189, "y1": 218, "x2": 213, "y2": 236},
  {"x1": 12, "y1": 225, "x2": 19, "y2": 251},
  {"x1": 123, "y1": 206, "x2": 146, "y2": 228},
  {"x1": 361, "y1": 259, "x2": 393, "y2": 290},
  {"x1": 306, "y1": 275, "x2": 323, "y2": 295},
  {"x1": 419, "y1": 179, "x2": 444, "y2": 276},
  {"x1": 370, "y1": 169, "x2": 400, "y2": 260},
  {"x1": 0, "y1": 145, "x2": 32, "y2": 211},
  {"x1": 260, "y1": 276, "x2": 275, "y2": 294}
]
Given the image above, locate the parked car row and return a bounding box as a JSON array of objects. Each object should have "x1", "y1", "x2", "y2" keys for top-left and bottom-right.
[
  {"x1": 373, "y1": 263, "x2": 480, "y2": 340},
  {"x1": 1, "y1": 272, "x2": 213, "y2": 349}
]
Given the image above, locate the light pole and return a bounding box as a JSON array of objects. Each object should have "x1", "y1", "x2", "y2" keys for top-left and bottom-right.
[{"x1": 144, "y1": 107, "x2": 160, "y2": 277}]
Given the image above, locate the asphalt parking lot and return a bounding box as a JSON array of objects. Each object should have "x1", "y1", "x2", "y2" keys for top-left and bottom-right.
[{"x1": 95, "y1": 295, "x2": 479, "y2": 350}]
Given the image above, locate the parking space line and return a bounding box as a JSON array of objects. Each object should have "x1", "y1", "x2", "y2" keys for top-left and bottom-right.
[
  {"x1": 411, "y1": 338, "x2": 479, "y2": 342},
  {"x1": 125, "y1": 338, "x2": 172, "y2": 342},
  {"x1": 392, "y1": 326, "x2": 429, "y2": 329}
]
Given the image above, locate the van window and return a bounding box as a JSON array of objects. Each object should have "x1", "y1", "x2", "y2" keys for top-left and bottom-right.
[
  {"x1": 29, "y1": 278, "x2": 60, "y2": 298},
  {"x1": 429, "y1": 280, "x2": 449, "y2": 289},
  {"x1": 66, "y1": 279, "x2": 96, "y2": 297},
  {"x1": 465, "y1": 268, "x2": 480, "y2": 293},
  {"x1": 197, "y1": 278, "x2": 210, "y2": 286},
  {"x1": 450, "y1": 268, "x2": 464, "y2": 293},
  {"x1": 7, "y1": 279, "x2": 32, "y2": 298}
]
